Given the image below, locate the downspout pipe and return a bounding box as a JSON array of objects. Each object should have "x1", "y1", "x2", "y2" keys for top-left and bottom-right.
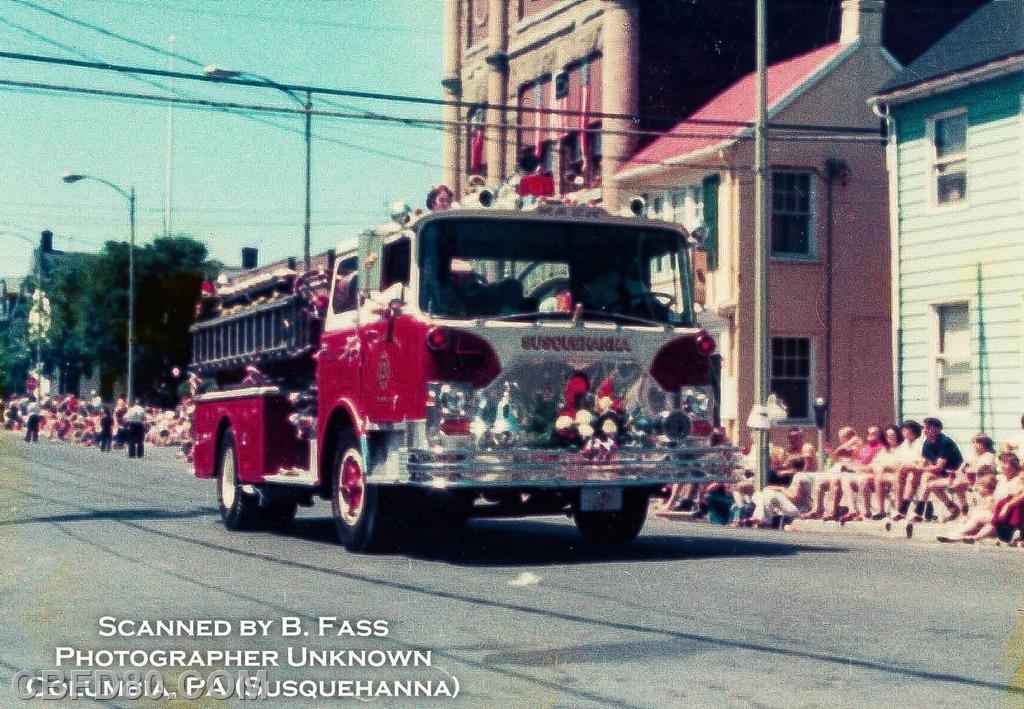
[
  {"x1": 824, "y1": 158, "x2": 846, "y2": 441},
  {"x1": 873, "y1": 101, "x2": 902, "y2": 423}
]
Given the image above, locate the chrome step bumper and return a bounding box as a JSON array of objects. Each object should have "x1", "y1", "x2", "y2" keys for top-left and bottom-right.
[{"x1": 402, "y1": 446, "x2": 742, "y2": 489}]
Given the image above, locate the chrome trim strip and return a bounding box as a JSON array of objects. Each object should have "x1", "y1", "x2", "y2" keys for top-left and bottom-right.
[
  {"x1": 401, "y1": 447, "x2": 741, "y2": 488},
  {"x1": 195, "y1": 386, "x2": 281, "y2": 402}
]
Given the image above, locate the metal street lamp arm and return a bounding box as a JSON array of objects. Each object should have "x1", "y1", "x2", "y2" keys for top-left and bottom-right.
[{"x1": 62, "y1": 173, "x2": 131, "y2": 202}]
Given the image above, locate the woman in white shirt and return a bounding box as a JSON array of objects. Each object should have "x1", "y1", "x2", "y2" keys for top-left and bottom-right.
[{"x1": 863, "y1": 424, "x2": 904, "y2": 519}]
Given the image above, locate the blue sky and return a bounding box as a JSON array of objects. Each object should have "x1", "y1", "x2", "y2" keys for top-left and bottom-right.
[{"x1": 0, "y1": 0, "x2": 444, "y2": 278}]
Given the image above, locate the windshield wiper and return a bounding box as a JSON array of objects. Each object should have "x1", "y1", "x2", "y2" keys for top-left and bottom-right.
[
  {"x1": 575, "y1": 309, "x2": 668, "y2": 327},
  {"x1": 482, "y1": 309, "x2": 667, "y2": 327},
  {"x1": 483, "y1": 311, "x2": 569, "y2": 322}
]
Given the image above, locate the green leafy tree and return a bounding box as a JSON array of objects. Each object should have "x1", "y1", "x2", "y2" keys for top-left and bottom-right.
[{"x1": 34, "y1": 235, "x2": 217, "y2": 403}]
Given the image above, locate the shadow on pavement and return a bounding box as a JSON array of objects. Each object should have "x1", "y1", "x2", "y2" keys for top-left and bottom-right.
[
  {"x1": 44, "y1": 514, "x2": 1024, "y2": 701},
  {"x1": 0, "y1": 506, "x2": 218, "y2": 527},
  {"x1": 283, "y1": 516, "x2": 846, "y2": 566}
]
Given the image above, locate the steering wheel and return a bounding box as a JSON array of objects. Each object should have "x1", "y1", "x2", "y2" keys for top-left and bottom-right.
[{"x1": 650, "y1": 291, "x2": 677, "y2": 307}]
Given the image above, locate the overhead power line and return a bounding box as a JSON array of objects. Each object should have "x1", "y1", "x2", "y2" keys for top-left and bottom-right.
[
  {"x1": 0, "y1": 21, "x2": 441, "y2": 166},
  {"x1": 0, "y1": 77, "x2": 886, "y2": 148},
  {"x1": 0, "y1": 49, "x2": 883, "y2": 136}
]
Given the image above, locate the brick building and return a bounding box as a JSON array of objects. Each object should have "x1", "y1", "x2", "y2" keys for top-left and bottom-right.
[{"x1": 440, "y1": 0, "x2": 639, "y2": 210}]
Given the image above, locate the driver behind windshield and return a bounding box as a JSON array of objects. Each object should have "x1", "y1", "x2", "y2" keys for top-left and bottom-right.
[{"x1": 419, "y1": 219, "x2": 688, "y2": 325}]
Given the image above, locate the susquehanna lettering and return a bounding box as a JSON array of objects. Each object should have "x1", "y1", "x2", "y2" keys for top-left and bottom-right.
[{"x1": 521, "y1": 335, "x2": 631, "y2": 353}]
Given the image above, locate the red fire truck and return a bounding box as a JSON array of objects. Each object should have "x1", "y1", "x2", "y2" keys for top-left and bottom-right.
[{"x1": 190, "y1": 184, "x2": 738, "y2": 551}]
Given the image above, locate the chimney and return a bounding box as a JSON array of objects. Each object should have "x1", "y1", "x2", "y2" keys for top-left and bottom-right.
[
  {"x1": 241, "y1": 247, "x2": 258, "y2": 270},
  {"x1": 840, "y1": 0, "x2": 884, "y2": 46},
  {"x1": 40, "y1": 230, "x2": 54, "y2": 253}
]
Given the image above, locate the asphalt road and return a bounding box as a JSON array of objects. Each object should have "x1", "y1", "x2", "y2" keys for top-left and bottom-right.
[{"x1": 1, "y1": 432, "x2": 1023, "y2": 708}]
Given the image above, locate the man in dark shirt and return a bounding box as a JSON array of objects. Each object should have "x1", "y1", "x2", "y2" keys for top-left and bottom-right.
[{"x1": 913, "y1": 417, "x2": 964, "y2": 522}]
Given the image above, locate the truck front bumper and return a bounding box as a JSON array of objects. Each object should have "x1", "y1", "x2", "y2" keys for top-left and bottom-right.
[{"x1": 402, "y1": 446, "x2": 741, "y2": 489}]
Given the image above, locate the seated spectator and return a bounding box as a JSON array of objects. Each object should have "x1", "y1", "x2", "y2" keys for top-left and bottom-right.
[
  {"x1": 890, "y1": 420, "x2": 925, "y2": 521},
  {"x1": 835, "y1": 425, "x2": 885, "y2": 522},
  {"x1": 937, "y1": 473, "x2": 998, "y2": 543},
  {"x1": 920, "y1": 432, "x2": 995, "y2": 522},
  {"x1": 955, "y1": 452, "x2": 1024, "y2": 544},
  {"x1": 668, "y1": 426, "x2": 730, "y2": 514},
  {"x1": 750, "y1": 442, "x2": 819, "y2": 527},
  {"x1": 905, "y1": 417, "x2": 964, "y2": 523},
  {"x1": 802, "y1": 426, "x2": 864, "y2": 520},
  {"x1": 861, "y1": 423, "x2": 904, "y2": 518}
]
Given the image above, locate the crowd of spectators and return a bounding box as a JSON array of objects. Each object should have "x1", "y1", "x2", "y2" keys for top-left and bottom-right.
[
  {"x1": 2, "y1": 390, "x2": 194, "y2": 461},
  {"x1": 663, "y1": 416, "x2": 1024, "y2": 547}
]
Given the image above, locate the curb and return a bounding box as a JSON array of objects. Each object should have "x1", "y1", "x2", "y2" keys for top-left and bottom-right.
[{"x1": 655, "y1": 509, "x2": 1003, "y2": 547}]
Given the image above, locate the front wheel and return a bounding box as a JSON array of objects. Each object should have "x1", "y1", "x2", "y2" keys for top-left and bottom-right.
[
  {"x1": 573, "y1": 489, "x2": 649, "y2": 548},
  {"x1": 331, "y1": 435, "x2": 399, "y2": 552}
]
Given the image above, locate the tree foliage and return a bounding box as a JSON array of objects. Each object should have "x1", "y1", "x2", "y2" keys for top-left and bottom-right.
[{"x1": 31, "y1": 235, "x2": 217, "y2": 403}]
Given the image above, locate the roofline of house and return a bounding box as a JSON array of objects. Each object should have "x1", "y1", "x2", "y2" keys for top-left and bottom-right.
[
  {"x1": 614, "y1": 41, "x2": 862, "y2": 183},
  {"x1": 870, "y1": 53, "x2": 1024, "y2": 107}
]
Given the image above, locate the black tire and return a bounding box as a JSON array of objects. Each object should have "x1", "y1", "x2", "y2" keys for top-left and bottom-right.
[
  {"x1": 573, "y1": 489, "x2": 649, "y2": 548},
  {"x1": 330, "y1": 432, "x2": 399, "y2": 552},
  {"x1": 216, "y1": 429, "x2": 261, "y2": 530}
]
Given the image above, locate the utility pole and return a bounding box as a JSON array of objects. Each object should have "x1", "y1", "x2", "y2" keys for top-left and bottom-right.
[
  {"x1": 304, "y1": 90, "x2": 312, "y2": 271},
  {"x1": 128, "y1": 186, "x2": 136, "y2": 404},
  {"x1": 753, "y1": 0, "x2": 771, "y2": 490},
  {"x1": 164, "y1": 34, "x2": 174, "y2": 238}
]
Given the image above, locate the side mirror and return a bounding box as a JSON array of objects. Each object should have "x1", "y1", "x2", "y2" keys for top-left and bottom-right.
[
  {"x1": 689, "y1": 224, "x2": 708, "y2": 249},
  {"x1": 358, "y1": 230, "x2": 383, "y2": 293}
]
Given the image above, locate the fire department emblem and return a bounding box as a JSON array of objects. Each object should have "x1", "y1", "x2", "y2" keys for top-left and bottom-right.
[{"x1": 377, "y1": 351, "x2": 390, "y2": 390}]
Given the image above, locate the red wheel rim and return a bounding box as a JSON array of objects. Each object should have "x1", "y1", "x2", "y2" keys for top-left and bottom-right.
[{"x1": 339, "y1": 454, "x2": 365, "y2": 524}]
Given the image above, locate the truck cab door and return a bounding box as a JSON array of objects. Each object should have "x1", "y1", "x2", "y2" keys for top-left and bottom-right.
[{"x1": 358, "y1": 236, "x2": 413, "y2": 423}]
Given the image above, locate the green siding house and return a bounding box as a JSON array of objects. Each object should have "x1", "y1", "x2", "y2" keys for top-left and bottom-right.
[{"x1": 871, "y1": 0, "x2": 1024, "y2": 445}]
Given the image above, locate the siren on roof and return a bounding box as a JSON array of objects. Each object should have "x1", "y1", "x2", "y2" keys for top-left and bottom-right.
[
  {"x1": 628, "y1": 196, "x2": 647, "y2": 218},
  {"x1": 389, "y1": 201, "x2": 413, "y2": 225}
]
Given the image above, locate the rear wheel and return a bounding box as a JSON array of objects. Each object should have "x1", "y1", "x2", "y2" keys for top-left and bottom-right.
[
  {"x1": 216, "y1": 429, "x2": 260, "y2": 530},
  {"x1": 573, "y1": 489, "x2": 649, "y2": 548},
  {"x1": 331, "y1": 433, "x2": 398, "y2": 552}
]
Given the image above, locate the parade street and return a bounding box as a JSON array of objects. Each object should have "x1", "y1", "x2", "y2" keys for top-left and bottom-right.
[{"x1": 0, "y1": 433, "x2": 1021, "y2": 708}]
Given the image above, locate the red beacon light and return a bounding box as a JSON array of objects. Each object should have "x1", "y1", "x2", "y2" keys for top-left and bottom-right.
[
  {"x1": 426, "y1": 327, "x2": 451, "y2": 351},
  {"x1": 518, "y1": 173, "x2": 555, "y2": 198},
  {"x1": 695, "y1": 330, "x2": 716, "y2": 357}
]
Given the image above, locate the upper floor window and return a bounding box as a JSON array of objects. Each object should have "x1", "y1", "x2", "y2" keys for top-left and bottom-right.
[
  {"x1": 933, "y1": 302, "x2": 970, "y2": 409},
  {"x1": 931, "y1": 112, "x2": 967, "y2": 205},
  {"x1": 467, "y1": 107, "x2": 486, "y2": 177},
  {"x1": 771, "y1": 171, "x2": 814, "y2": 258}
]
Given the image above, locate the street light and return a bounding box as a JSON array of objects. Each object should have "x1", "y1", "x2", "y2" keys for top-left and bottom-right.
[
  {"x1": 61, "y1": 172, "x2": 136, "y2": 403},
  {"x1": 203, "y1": 64, "x2": 313, "y2": 270}
]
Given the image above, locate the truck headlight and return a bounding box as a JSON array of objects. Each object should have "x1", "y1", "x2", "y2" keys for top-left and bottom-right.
[
  {"x1": 681, "y1": 387, "x2": 711, "y2": 416},
  {"x1": 437, "y1": 384, "x2": 469, "y2": 416}
]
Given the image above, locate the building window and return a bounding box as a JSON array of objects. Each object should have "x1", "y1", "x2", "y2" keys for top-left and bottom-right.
[
  {"x1": 771, "y1": 337, "x2": 811, "y2": 421},
  {"x1": 934, "y1": 302, "x2": 970, "y2": 409},
  {"x1": 931, "y1": 112, "x2": 967, "y2": 205},
  {"x1": 771, "y1": 172, "x2": 814, "y2": 257},
  {"x1": 466, "y1": 107, "x2": 486, "y2": 177}
]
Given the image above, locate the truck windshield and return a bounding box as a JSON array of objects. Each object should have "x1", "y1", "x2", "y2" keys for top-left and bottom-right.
[{"x1": 418, "y1": 217, "x2": 694, "y2": 326}]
